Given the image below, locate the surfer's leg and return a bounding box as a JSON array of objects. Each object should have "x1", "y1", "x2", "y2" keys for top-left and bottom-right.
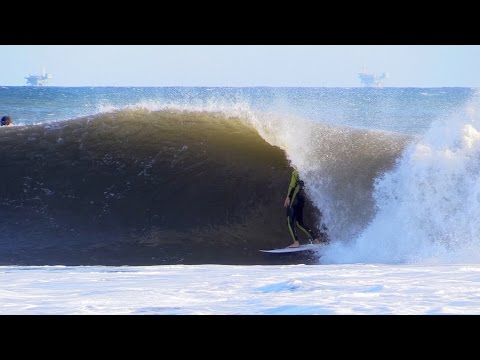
[
  {"x1": 287, "y1": 207, "x2": 299, "y2": 247},
  {"x1": 295, "y1": 203, "x2": 317, "y2": 242}
]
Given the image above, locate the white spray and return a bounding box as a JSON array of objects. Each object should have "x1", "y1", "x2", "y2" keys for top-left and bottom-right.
[{"x1": 323, "y1": 95, "x2": 480, "y2": 264}]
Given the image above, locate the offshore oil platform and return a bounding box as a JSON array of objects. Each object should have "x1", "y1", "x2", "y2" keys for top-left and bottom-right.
[
  {"x1": 358, "y1": 68, "x2": 388, "y2": 87},
  {"x1": 25, "y1": 68, "x2": 53, "y2": 86}
]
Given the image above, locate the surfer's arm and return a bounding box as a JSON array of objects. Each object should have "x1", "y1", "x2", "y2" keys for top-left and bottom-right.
[{"x1": 284, "y1": 170, "x2": 299, "y2": 207}]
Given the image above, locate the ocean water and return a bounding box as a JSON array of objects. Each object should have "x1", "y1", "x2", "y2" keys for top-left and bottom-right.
[{"x1": 0, "y1": 86, "x2": 478, "y2": 265}]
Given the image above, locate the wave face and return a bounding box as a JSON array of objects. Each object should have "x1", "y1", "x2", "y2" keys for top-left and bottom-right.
[{"x1": 0, "y1": 110, "x2": 312, "y2": 264}]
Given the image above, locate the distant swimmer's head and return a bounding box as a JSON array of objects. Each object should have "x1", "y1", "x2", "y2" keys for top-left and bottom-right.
[{"x1": 1, "y1": 115, "x2": 12, "y2": 126}]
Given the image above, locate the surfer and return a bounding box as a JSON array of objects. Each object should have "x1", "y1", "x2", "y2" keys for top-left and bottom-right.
[
  {"x1": 0, "y1": 115, "x2": 12, "y2": 126},
  {"x1": 284, "y1": 169, "x2": 325, "y2": 248}
]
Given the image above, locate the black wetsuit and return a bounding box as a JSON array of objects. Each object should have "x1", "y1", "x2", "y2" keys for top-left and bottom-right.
[{"x1": 286, "y1": 170, "x2": 317, "y2": 243}]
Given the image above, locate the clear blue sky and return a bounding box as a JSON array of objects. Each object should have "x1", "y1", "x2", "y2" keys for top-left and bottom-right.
[{"x1": 1, "y1": 45, "x2": 479, "y2": 87}]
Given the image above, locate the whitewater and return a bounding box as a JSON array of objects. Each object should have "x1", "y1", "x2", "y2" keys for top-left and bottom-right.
[{"x1": 3, "y1": 264, "x2": 480, "y2": 314}]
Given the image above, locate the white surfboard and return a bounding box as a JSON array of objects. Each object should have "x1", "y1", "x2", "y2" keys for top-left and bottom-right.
[{"x1": 260, "y1": 244, "x2": 323, "y2": 254}]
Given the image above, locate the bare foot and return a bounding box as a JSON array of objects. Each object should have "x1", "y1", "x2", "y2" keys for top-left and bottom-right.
[
  {"x1": 312, "y1": 239, "x2": 320, "y2": 244},
  {"x1": 288, "y1": 241, "x2": 300, "y2": 248}
]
